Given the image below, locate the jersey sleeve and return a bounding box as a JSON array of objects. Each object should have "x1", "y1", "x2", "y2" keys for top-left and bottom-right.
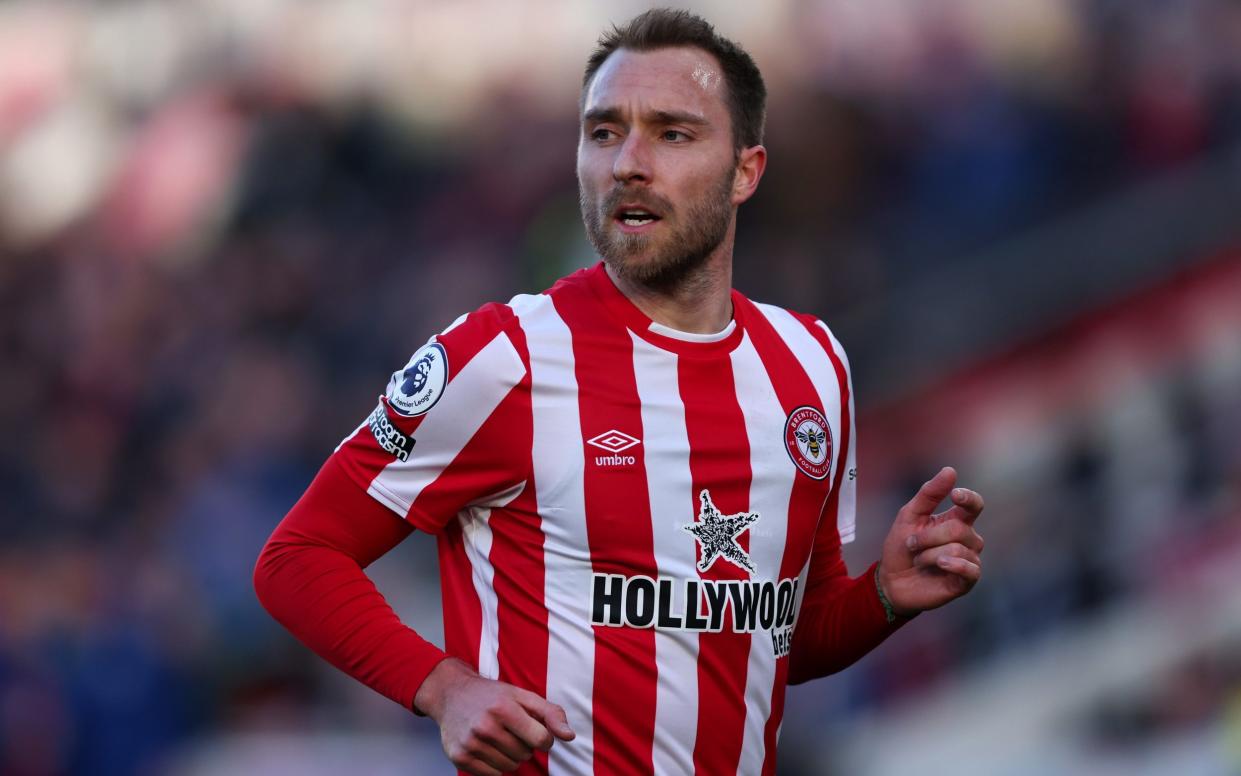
[
  {"x1": 331, "y1": 302, "x2": 531, "y2": 534},
  {"x1": 253, "y1": 455, "x2": 450, "y2": 711}
]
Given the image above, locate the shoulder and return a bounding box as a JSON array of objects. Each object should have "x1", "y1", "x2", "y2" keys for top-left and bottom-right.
[
  {"x1": 478, "y1": 267, "x2": 601, "y2": 345},
  {"x1": 395, "y1": 266, "x2": 589, "y2": 394},
  {"x1": 384, "y1": 299, "x2": 535, "y2": 419},
  {"x1": 739, "y1": 295, "x2": 852, "y2": 371}
]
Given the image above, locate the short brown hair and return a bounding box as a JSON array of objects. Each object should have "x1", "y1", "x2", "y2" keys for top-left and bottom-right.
[{"x1": 583, "y1": 8, "x2": 767, "y2": 151}]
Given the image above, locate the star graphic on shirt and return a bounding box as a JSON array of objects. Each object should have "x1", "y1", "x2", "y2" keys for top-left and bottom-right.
[{"x1": 682, "y1": 489, "x2": 760, "y2": 575}]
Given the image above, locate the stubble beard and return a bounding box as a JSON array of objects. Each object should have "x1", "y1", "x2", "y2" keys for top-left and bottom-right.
[{"x1": 580, "y1": 166, "x2": 735, "y2": 292}]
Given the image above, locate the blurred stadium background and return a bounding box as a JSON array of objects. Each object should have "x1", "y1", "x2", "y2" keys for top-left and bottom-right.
[{"x1": 2, "y1": 1, "x2": 1240, "y2": 774}]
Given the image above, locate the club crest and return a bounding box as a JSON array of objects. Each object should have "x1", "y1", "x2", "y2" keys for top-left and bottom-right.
[
  {"x1": 785, "y1": 405, "x2": 832, "y2": 480},
  {"x1": 388, "y1": 342, "x2": 448, "y2": 417}
]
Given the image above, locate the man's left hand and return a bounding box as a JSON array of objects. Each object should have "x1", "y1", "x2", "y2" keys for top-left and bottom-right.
[{"x1": 877, "y1": 466, "x2": 985, "y2": 617}]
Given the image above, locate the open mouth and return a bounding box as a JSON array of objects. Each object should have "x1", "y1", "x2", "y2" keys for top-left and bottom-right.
[{"x1": 613, "y1": 206, "x2": 663, "y2": 229}]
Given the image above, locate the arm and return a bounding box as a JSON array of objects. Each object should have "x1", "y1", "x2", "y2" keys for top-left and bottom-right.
[
  {"x1": 256, "y1": 306, "x2": 575, "y2": 775},
  {"x1": 253, "y1": 456, "x2": 574, "y2": 775},
  {"x1": 789, "y1": 468, "x2": 987, "y2": 684},
  {"x1": 786, "y1": 318, "x2": 985, "y2": 682},
  {"x1": 788, "y1": 552, "x2": 906, "y2": 685},
  {"x1": 252, "y1": 455, "x2": 448, "y2": 710}
]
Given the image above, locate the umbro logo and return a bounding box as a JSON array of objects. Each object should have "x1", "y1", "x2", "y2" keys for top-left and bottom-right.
[
  {"x1": 587, "y1": 429, "x2": 640, "y2": 467},
  {"x1": 587, "y1": 430, "x2": 641, "y2": 453}
]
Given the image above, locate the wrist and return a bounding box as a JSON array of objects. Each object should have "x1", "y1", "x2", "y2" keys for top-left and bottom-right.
[
  {"x1": 874, "y1": 563, "x2": 916, "y2": 622},
  {"x1": 413, "y1": 657, "x2": 473, "y2": 720}
]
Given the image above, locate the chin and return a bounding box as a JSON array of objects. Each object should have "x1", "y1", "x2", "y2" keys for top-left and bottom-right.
[
  {"x1": 605, "y1": 250, "x2": 660, "y2": 276},
  {"x1": 609, "y1": 252, "x2": 701, "y2": 290}
]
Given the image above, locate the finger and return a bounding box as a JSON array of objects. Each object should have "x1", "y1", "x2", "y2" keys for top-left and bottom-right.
[
  {"x1": 546, "y1": 704, "x2": 575, "y2": 741},
  {"x1": 901, "y1": 467, "x2": 957, "y2": 519},
  {"x1": 457, "y1": 756, "x2": 502, "y2": 776},
  {"x1": 499, "y1": 703, "x2": 555, "y2": 752},
  {"x1": 480, "y1": 724, "x2": 535, "y2": 763},
  {"x1": 913, "y1": 543, "x2": 980, "y2": 571},
  {"x1": 939, "y1": 487, "x2": 985, "y2": 526},
  {"x1": 515, "y1": 692, "x2": 576, "y2": 742},
  {"x1": 906, "y1": 520, "x2": 983, "y2": 554},
  {"x1": 472, "y1": 742, "x2": 521, "y2": 774},
  {"x1": 936, "y1": 555, "x2": 981, "y2": 583}
]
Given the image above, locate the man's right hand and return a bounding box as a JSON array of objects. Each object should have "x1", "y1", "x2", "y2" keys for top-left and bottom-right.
[{"x1": 414, "y1": 658, "x2": 576, "y2": 775}]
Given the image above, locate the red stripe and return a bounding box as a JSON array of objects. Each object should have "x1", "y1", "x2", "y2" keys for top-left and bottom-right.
[
  {"x1": 485, "y1": 314, "x2": 552, "y2": 775},
  {"x1": 436, "y1": 520, "x2": 484, "y2": 671},
  {"x1": 552, "y1": 289, "x2": 659, "y2": 775},
  {"x1": 679, "y1": 355, "x2": 754, "y2": 776},
  {"x1": 740, "y1": 303, "x2": 844, "y2": 776}
]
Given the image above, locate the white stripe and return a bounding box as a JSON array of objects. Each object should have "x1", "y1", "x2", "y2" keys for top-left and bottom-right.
[
  {"x1": 630, "y1": 333, "x2": 699, "y2": 776},
  {"x1": 753, "y1": 304, "x2": 848, "y2": 535},
  {"x1": 366, "y1": 332, "x2": 526, "y2": 515},
  {"x1": 462, "y1": 507, "x2": 499, "y2": 679},
  {"x1": 460, "y1": 482, "x2": 526, "y2": 681},
  {"x1": 817, "y1": 321, "x2": 858, "y2": 544},
  {"x1": 731, "y1": 332, "x2": 798, "y2": 773},
  {"x1": 510, "y1": 293, "x2": 595, "y2": 775}
]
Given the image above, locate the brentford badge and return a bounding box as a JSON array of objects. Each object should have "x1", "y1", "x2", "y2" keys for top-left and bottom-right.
[{"x1": 785, "y1": 405, "x2": 832, "y2": 480}]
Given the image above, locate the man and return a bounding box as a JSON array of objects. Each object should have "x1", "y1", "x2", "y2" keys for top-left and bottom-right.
[{"x1": 254, "y1": 9, "x2": 985, "y2": 775}]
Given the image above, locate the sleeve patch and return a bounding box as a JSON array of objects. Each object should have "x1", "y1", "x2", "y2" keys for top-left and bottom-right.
[
  {"x1": 368, "y1": 402, "x2": 415, "y2": 461},
  {"x1": 386, "y1": 342, "x2": 448, "y2": 416}
]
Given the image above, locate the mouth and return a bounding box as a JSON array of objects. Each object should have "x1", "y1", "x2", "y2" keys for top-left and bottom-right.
[{"x1": 612, "y1": 205, "x2": 663, "y2": 233}]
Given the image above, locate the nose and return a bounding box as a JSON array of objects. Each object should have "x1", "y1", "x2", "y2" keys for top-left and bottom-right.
[{"x1": 612, "y1": 133, "x2": 652, "y2": 184}]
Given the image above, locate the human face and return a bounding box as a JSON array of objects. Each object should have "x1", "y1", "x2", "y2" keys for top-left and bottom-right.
[{"x1": 577, "y1": 47, "x2": 745, "y2": 289}]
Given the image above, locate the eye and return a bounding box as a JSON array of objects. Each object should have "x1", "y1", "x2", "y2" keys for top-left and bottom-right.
[
  {"x1": 662, "y1": 129, "x2": 689, "y2": 142},
  {"x1": 590, "y1": 127, "x2": 616, "y2": 142}
]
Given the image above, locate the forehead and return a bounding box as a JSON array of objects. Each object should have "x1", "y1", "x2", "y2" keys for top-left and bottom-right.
[{"x1": 582, "y1": 46, "x2": 728, "y2": 120}]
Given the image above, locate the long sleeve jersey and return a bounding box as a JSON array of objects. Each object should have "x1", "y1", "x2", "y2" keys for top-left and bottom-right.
[{"x1": 254, "y1": 263, "x2": 905, "y2": 776}]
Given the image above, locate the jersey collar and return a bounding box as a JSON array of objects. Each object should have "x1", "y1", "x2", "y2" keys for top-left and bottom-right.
[{"x1": 584, "y1": 261, "x2": 747, "y2": 357}]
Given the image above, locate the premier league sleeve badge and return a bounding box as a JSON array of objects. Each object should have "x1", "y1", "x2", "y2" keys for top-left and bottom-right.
[{"x1": 386, "y1": 342, "x2": 449, "y2": 417}]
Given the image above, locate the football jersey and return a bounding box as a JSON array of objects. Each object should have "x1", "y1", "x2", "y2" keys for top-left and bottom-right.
[{"x1": 332, "y1": 262, "x2": 858, "y2": 775}]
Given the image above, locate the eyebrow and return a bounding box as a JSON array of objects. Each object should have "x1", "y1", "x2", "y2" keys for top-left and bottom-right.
[{"x1": 582, "y1": 107, "x2": 710, "y2": 127}]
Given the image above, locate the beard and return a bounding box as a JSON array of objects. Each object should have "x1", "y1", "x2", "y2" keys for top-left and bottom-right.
[{"x1": 580, "y1": 165, "x2": 735, "y2": 291}]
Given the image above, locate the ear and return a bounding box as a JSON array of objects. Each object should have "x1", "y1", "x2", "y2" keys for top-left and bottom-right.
[{"x1": 731, "y1": 144, "x2": 767, "y2": 206}]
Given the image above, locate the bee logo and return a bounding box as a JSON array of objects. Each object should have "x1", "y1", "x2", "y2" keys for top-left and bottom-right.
[
  {"x1": 784, "y1": 406, "x2": 833, "y2": 480},
  {"x1": 795, "y1": 427, "x2": 826, "y2": 460}
]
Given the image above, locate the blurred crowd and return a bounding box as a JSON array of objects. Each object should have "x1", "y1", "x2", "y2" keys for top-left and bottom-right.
[
  {"x1": 1, "y1": 1, "x2": 1240, "y2": 774},
  {"x1": 815, "y1": 253, "x2": 1241, "y2": 760}
]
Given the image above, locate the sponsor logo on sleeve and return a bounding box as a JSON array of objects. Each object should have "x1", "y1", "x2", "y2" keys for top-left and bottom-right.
[
  {"x1": 387, "y1": 342, "x2": 448, "y2": 417},
  {"x1": 368, "y1": 403, "x2": 415, "y2": 461}
]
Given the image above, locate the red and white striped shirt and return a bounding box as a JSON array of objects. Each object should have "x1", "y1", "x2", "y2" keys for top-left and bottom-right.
[{"x1": 325, "y1": 262, "x2": 893, "y2": 775}]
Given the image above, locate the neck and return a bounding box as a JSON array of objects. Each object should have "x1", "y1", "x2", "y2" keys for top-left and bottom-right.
[{"x1": 605, "y1": 225, "x2": 736, "y2": 335}]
